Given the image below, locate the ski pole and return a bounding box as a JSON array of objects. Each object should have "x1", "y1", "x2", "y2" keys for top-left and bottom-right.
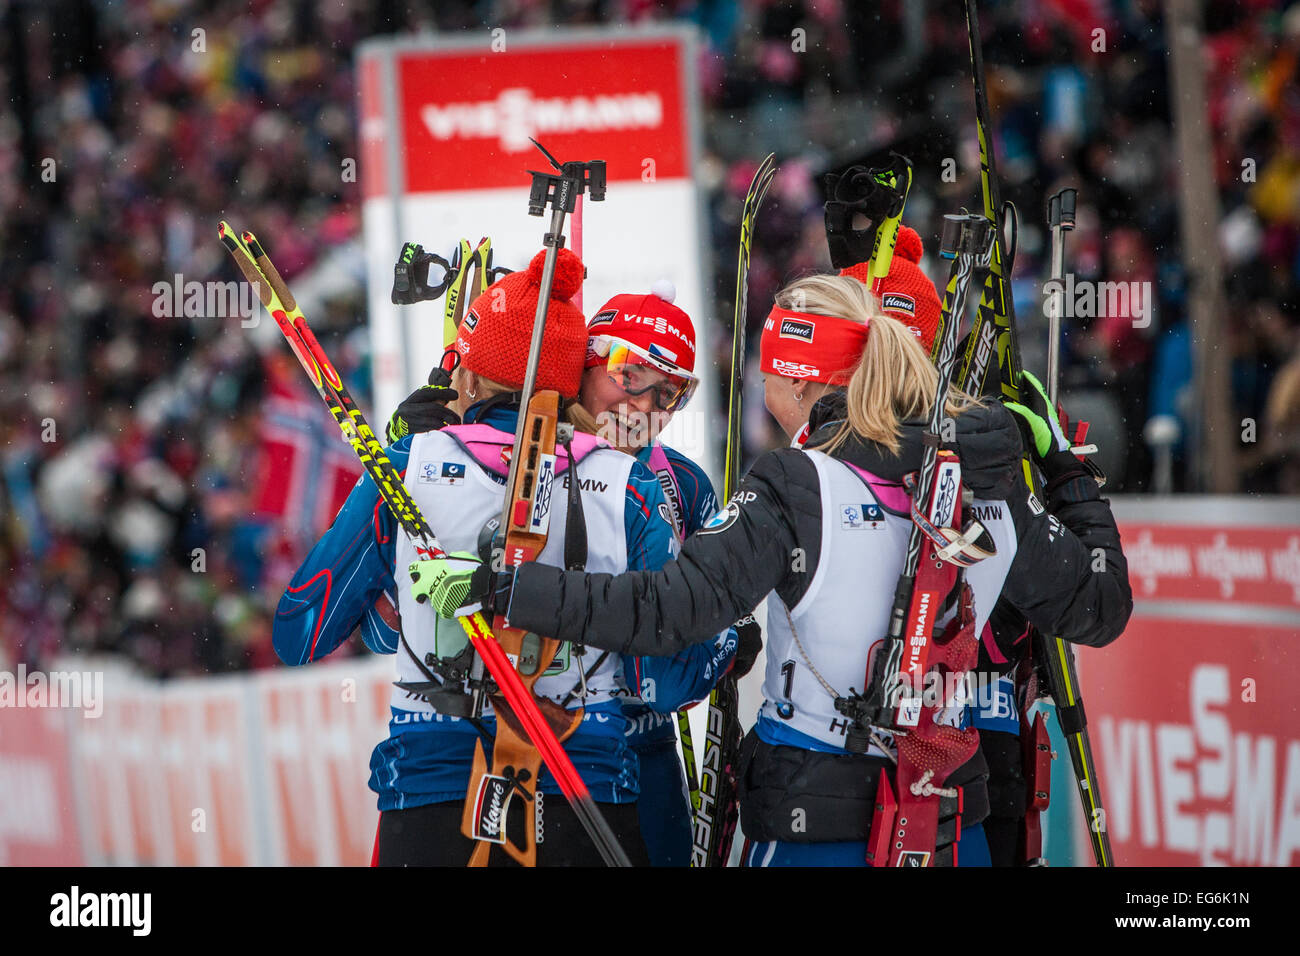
[
  {"x1": 1046, "y1": 188, "x2": 1076, "y2": 407},
  {"x1": 1040, "y1": 189, "x2": 1114, "y2": 867}
]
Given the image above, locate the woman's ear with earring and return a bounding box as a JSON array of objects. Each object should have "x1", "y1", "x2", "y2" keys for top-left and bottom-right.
[{"x1": 450, "y1": 366, "x2": 476, "y2": 414}]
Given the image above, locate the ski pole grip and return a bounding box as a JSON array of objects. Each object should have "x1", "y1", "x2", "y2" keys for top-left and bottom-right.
[
  {"x1": 940, "y1": 214, "x2": 992, "y2": 260},
  {"x1": 940, "y1": 215, "x2": 963, "y2": 259},
  {"x1": 1048, "y1": 188, "x2": 1077, "y2": 231},
  {"x1": 1059, "y1": 188, "x2": 1077, "y2": 229}
]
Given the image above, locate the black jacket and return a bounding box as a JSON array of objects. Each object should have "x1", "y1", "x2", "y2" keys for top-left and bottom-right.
[{"x1": 509, "y1": 395, "x2": 1131, "y2": 657}]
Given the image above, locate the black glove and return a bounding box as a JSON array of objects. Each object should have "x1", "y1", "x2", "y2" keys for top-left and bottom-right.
[
  {"x1": 385, "y1": 367, "x2": 460, "y2": 444},
  {"x1": 823, "y1": 154, "x2": 911, "y2": 270},
  {"x1": 391, "y1": 242, "x2": 453, "y2": 304},
  {"x1": 730, "y1": 613, "x2": 763, "y2": 679}
]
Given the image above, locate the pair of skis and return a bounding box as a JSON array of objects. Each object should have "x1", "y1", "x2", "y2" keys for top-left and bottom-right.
[
  {"x1": 221, "y1": 201, "x2": 629, "y2": 866},
  {"x1": 957, "y1": 0, "x2": 1113, "y2": 868}
]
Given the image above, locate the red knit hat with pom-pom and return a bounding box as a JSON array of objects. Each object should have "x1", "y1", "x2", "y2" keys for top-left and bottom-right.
[
  {"x1": 838, "y1": 226, "x2": 942, "y2": 353},
  {"x1": 456, "y1": 247, "x2": 588, "y2": 399}
]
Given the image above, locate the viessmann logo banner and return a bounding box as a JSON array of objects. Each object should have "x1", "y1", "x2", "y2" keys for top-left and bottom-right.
[
  {"x1": 1123, "y1": 524, "x2": 1300, "y2": 610},
  {"x1": 1075, "y1": 513, "x2": 1300, "y2": 866},
  {"x1": 397, "y1": 41, "x2": 689, "y2": 191}
]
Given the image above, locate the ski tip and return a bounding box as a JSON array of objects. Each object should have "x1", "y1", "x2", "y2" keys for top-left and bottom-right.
[{"x1": 217, "y1": 221, "x2": 241, "y2": 251}]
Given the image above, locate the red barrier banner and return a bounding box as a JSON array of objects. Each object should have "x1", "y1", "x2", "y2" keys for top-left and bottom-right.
[
  {"x1": 1077, "y1": 498, "x2": 1300, "y2": 867},
  {"x1": 71, "y1": 674, "x2": 258, "y2": 865},
  {"x1": 0, "y1": 704, "x2": 82, "y2": 865},
  {"x1": 0, "y1": 657, "x2": 394, "y2": 866},
  {"x1": 257, "y1": 667, "x2": 392, "y2": 866},
  {"x1": 1124, "y1": 522, "x2": 1300, "y2": 612}
]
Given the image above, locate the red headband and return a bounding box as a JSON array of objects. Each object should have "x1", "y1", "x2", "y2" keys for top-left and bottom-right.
[{"x1": 759, "y1": 306, "x2": 870, "y2": 384}]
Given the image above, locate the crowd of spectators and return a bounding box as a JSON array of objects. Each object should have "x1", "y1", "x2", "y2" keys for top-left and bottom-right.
[{"x1": 1, "y1": 0, "x2": 1296, "y2": 675}]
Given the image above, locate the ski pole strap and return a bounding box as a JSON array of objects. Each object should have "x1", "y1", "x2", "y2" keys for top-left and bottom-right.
[{"x1": 560, "y1": 429, "x2": 588, "y2": 572}]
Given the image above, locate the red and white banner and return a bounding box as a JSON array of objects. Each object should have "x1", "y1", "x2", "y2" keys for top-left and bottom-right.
[
  {"x1": 356, "y1": 27, "x2": 716, "y2": 479},
  {"x1": 1077, "y1": 497, "x2": 1300, "y2": 866},
  {"x1": 0, "y1": 656, "x2": 392, "y2": 866},
  {"x1": 393, "y1": 43, "x2": 688, "y2": 194},
  {"x1": 0, "y1": 703, "x2": 82, "y2": 865}
]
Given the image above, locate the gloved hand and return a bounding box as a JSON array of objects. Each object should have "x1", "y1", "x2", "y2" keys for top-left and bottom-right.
[
  {"x1": 409, "y1": 550, "x2": 517, "y2": 622},
  {"x1": 730, "y1": 613, "x2": 763, "y2": 679},
  {"x1": 1004, "y1": 371, "x2": 1069, "y2": 458},
  {"x1": 1004, "y1": 370, "x2": 1081, "y2": 479},
  {"x1": 823, "y1": 155, "x2": 910, "y2": 270},
  {"x1": 386, "y1": 366, "x2": 460, "y2": 444},
  {"x1": 409, "y1": 551, "x2": 484, "y2": 617}
]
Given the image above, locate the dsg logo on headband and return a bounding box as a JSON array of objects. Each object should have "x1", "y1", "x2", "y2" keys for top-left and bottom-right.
[{"x1": 771, "y1": 358, "x2": 821, "y2": 378}]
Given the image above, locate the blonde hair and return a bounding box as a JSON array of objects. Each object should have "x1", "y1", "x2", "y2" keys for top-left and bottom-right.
[
  {"x1": 456, "y1": 368, "x2": 598, "y2": 435},
  {"x1": 773, "y1": 273, "x2": 980, "y2": 456}
]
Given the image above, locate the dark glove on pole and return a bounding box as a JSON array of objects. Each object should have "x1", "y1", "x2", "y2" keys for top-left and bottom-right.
[
  {"x1": 385, "y1": 366, "x2": 461, "y2": 444},
  {"x1": 729, "y1": 614, "x2": 763, "y2": 679}
]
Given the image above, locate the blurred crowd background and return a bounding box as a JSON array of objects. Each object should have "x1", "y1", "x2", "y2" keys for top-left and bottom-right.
[{"x1": 1, "y1": 0, "x2": 1297, "y2": 675}]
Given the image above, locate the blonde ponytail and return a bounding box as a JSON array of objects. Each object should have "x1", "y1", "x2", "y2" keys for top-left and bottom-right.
[{"x1": 773, "y1": 274, "x2": 980, "y2": 456}]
